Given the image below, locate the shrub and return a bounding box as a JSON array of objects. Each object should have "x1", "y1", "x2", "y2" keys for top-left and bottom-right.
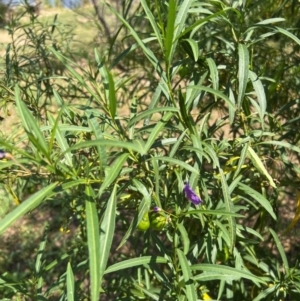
[{"x1": 0, "y1": 0, "x2": 300, "y2": 300}]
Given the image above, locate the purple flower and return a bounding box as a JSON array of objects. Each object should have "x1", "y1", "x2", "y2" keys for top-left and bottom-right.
[
  {"x1": 183, "y1": 182, "x2": 202, "y2": 205},
  {"x1": 153, "y1": 206, "x2": 162, "y2": 213},
  {"x1": 0, "y1": 150, "x2": 6, "y2": 160}
]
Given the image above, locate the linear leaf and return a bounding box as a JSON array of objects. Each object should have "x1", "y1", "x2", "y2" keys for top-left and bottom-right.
[
  {"x1": 67, "y1": 262, "x2": 75, "y2": 301},
  {"x1": 191, "y1": 264, "x2": 267, "y2": 284},
  {"x1": 171, "y1": 0, "x2": 193, "y2": 61},
  {"x1": 140, "y1": 0, "x2": 163, "y2": 50},
  {"x1": 0, "y1": 183, "x2": 57, "y2": 235},
  {"x1": 237, "y1": 44, "x2": 249, "y2": 109},
  {"x1": 249, "y1": 70, "x2": 266, "y2": 123},
  {"x1": 65, "y1": 139, "x2": 145, "y2": 155},
  {"x1": 117, "y1": 196, "x2": 150, "y2": 250},
  {"x1": 177, "y1": 249, "x2": 197, "y2": 301},
  {"x1": 165, "y1": 0, "x2": 176, "y2": 64},
  {"x1": 177, "y1": 223, "x2": 190, "y2": 255},
  {"x1": 206, "y1": 57, "x2": 219, "y2": 94},
  {"x1": 49, "y1": 47, "x2": 101, "y2": 101},
  {"x1": 219, "y1": 169, "x2": 236, "y2": 251},
  {"x1": 144, "y1": 111, "x2": 174, "y2": 152},
  {"x1": 275, "y1": 26, "x2": 300, "y2": 45},
  {"x1": 269, "y1": 228, "x2": 289, "y2": 270},
  {"x1": 88, "y1": 116, "x2": 107, "y2": 172},
  {"x1": 247, "y1": 146, "x2": 276, "y2": 188},
  {"x1": 98, "y1": 153, "x2": 129, "y2": 197},
  {"x1": 228, "y1": 88, "x2": 236, "y2": 124},
  {"x1": 107, "y1": 3, "x2": 168, "y2": 85},
  {"x1": 238, "y1": 183, "x2": 276, "y2": 220},
  {"x1": 144, "y1": 84, "x2": 162, "y2": 126},
  {"x1": 105, "y1": 256, "x2": 168, "y2": 274},
  {"x1": 107, "y1": 70, "x2": 117, "y2": 119},
  {"x1": 150, "y1": 156, "x2": 199, "y2": 174},
  {"x1": 128, "y1": 107, "x2": 179, "y2": 128},
  {"x1": 15, "y1": 85, "x2": 49, "y2": 157},
  {"x1": 187, "y1": 85, "x2": 235, "y2": 110},
  {"x1": 85, "y1": 185, "x2": 101, "y2": 301},
  {"x1": 233, "y1": 143, "x2": 249, "y2": 180},
  {"x1": 258, "y1": 140, "x2": 300, "y2": 154},
  {"x1": 99, "y1": 184, "x2": 117, "y2": 286},
  {"x1": 48, "y1": 113, "x2": 73, "y2": 167},
  {"x1": 186, "y1": 210, "x2": 244, "y2": 218}
]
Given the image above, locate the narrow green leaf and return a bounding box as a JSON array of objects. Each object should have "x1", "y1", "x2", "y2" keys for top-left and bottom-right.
[
  {"x1": 177, "y1": 223, "x2": 190, "y2": 255},
  {"x1": 233, "y1": 143, "x2": 249, "y2": 180},
  {"x1": 48, "y1": 113, "x2": 73, "y2": 167},
  {"x1": 187, "y1": 85, "x2": 235, "y2": 110},
  {"x1": 150, "y1": 156, "x2": 199, "y2": 174},
  {"x1": 219, "y1": 169, "x2": 236, "y2": 251},
  {"x1": 15, "y1": 85, "x2": 49, "y2": 157},
  {"x1": 107, "y1": 4, "x2": 168, "y2": 85},
  {"x1": 49, "y1": 47, "x2": 101, "y2": 101},
  {"x1": 98, "y1": 153, "x2": 129, "y2": 197},
  {"x1": 85, "y1": 185, "x2": 101, "y2": 301},
  {"x1": 41, "y1": 125, "x2": 92, "y2": 133},
  {"x1": 177, "y1": 8, "x2": 230, "y2": 40},
  {"x1": 185, "y1": 210, "x2": 244, "y2": 218},
  {"x1": 35, "y1": 226, "x2": 48, "y2": 275},
  {"x1": 144, "y1": 111, "x2": 174, "y2": 152},
  {"x1": 247, "y1": 146, "x2": 276, "y2": 188},
  {"x1": 117, "y1": 196, "x2": 150, "y2": 249},
  {"x1": 171, "y1": 0, "x2": 193, "y2": 60},
  {"x1": 109, "y1": 37, "x2": 157, "y2": 70},
  {"x1": 238, "y1": 183, "x2": 276, "y2": 220},
  {"x1": 140, "y1": 0, "x2": 163, "y2": 50},
  {"x1": 88, "y1": 116, "x2": 107, "y2": 172},
  {"x1": 133, "y1": 283, "x2": 159, "y2": 300},
  {"x1": 107, "y1": 70, "x2": 117, "y2": 119},
  {"x1": 269, "y1": 228, "x2": 289, "y2": 270},
  {"x1": 249, "y1": 70, "x2": 266, "y2": 123},
  {"x1": 105, "y1": 256, "x2": 168, "y2": 274},
  {"x1": 177, "y1": 249, "x2": 197, "y2": 301},
  {"x1": 133, "y1": 179, "x2": 151, "y2": 205},
  {"x1": 128, "y1": 107, "x2": 179, "y2": 128},
  {"x1": 191, "y1": 264, "x2": 267, "y2": 284},
  {"x1": 67, "y1": 262, "x2": 75, "y2": 301},
  {"x1": 165, "y1": 0, "x2": 176, "y2": 64},
  {"x1": 182, "y1": 39, "x2": 199, "y2": 62},
  {"x1": 128, "y1": 96, "x2": 137, "y2": 140},
  {"x1": 99, "y1": 185, "x2": 117, "y2": 286},
  {"x1": 65, "y1": 139, "x2": 146, "y2": 156},
  {"x1": 253, "y1": 286, "x2": 277, "y2": 301},
  {"x1": 178, "y1": 89, "x2": 195, "y2": 134},
  {"x1": 206, "y1": 58, "x2": 219, "y2": 94},
  {"x1": 258, "y1": 140, "x2": 300, "y2": 154},
  {"x1": 186, "y1": 71, "x2": 208, "y2": 107},
  {"x1": 152, "y1": 158, "x2": 162, "y2": 208},
  {"x1": 193, "y1": 271, "x2": 236, "y2": 281},
  {"x1": 169, "y1": 129, "x2": 188, "y2": 158},
  {"x1": 228, "y1": 88, "x2": 236, "y2": 124},
  {"x1": 256, "y1": 18, "x2": 285, "y2": 25},
  {"x1": 237, "y1": 43, "x2": 249, "y2": 109},
  {"x1": 144, "y1": 84, "x2": 162, "y2": 126},
  {"x1": 0, "y1": 183, "x2": 57, "y2": 235},
  {"x1": 274, "y1": 26, "x2": 300, "y2": 45}
]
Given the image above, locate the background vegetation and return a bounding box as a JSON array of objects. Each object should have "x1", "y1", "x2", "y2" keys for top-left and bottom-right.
[{"x1": 0, "y1": 0, "x2": 300, "y2": 300}]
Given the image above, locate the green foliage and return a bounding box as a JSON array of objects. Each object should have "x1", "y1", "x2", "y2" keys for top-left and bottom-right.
[{"x1": 0, "y1": 0, "x2": 300, "y2": 300}]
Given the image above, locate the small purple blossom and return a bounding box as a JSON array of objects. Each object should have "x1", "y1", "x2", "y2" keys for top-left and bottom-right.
[
  {"x1": 183, "y1": 182, "x2": 202, "y2": 205},
  {"x1": 153, "y1": 206, "x2": 162, "y2": 213},
  {"x1": 0, "y1": 150, "x2": 6, "y2": 159}
]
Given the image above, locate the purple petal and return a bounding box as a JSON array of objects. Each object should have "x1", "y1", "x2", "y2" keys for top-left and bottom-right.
[
  {"x1": 183, "y1": 182, "x2": 202, "y2": 205},
  {"x1": 0, "y1": 150, "x2": 6, "y2": 159},
  {"x1": 153, "y1": 206, "x2": 162, "y2": 213}
]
